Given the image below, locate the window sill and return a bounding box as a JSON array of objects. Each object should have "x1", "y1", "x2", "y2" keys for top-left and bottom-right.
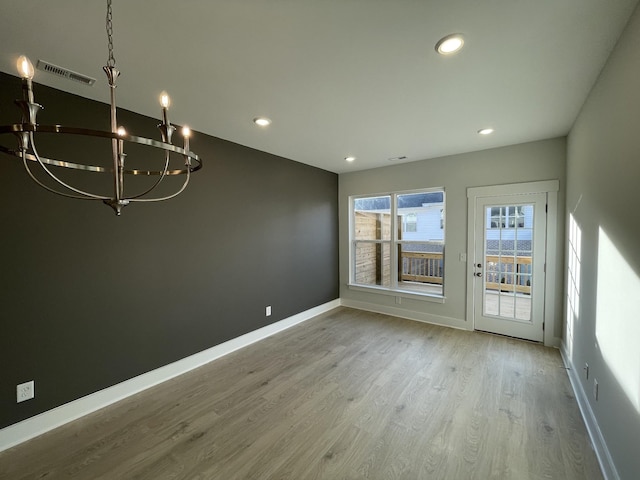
[{"x1": 347, "y1": 284, "x2": 446, "y2": 304}]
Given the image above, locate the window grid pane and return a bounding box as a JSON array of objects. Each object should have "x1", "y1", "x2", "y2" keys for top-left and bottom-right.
[
  {"x1": 353, "y1": 241, "x2": 391, "y2": 287},
  {"x1": 351, "y1": 190, "x2": 445, "y2": 297}
]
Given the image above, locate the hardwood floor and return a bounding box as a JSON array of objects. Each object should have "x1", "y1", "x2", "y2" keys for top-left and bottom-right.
[{"x1": 0, "y1": 308, "x2": 602, "y2": 479}]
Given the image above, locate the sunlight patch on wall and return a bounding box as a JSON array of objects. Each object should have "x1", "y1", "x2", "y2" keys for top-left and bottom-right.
[
  {"x1": 565, "y1": 214, "x2": 582, "y2": 359},
  {"x1": 595, "y1": 227, "x2": 640, "y2": 412}
]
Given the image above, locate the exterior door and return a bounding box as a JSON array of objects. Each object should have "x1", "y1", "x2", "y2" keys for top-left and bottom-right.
[{"x1": 472, "y1": 193, "x2": 547, "y2": 342}]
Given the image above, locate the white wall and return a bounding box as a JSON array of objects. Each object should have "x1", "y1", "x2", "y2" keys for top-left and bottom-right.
[
  {"x1": 339, "y1": 137, "x2": 566, "y2": 340},
  {"x1": 564, "y1": 4, "x2": 640, "y2": 479}
]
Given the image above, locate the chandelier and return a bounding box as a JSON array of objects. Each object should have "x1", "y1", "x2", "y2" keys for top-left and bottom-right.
[{"x1": 0, "y1": 0, "x2": 202, "y2": 215}]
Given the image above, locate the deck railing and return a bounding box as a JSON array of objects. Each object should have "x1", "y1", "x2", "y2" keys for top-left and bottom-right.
[
  {"x1": 400, "y1": 251, "x2": 443, "y2": 284},
  {"x1": 484, "y1": 255, "x2": 532, "y2": 294},
  {"x1": 399, "y1": 252, "x2": 532, "y2": 294}
]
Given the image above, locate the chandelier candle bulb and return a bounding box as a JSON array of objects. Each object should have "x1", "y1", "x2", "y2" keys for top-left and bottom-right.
[
  {"x1": 157, "y1": 91, "x2": 176, "y2": 144},
  {"x1": 182, "y1": 126, "x2": 190, "y2": 164},
  {"x1": 117, "y1": 126, "x2": 126, "y2": 153},
  {"x1": 17, "y1": 56, "x2": 35, "y2": 79},
  {"x1": 16, "y1": 56, "x2": 35, "y2": 105},
  {"x1": 159, "y1": 91, "x2": 170, "y2": 125}
]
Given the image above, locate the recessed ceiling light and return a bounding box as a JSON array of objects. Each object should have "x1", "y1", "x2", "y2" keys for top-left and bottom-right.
[
  {"x1": 478, "y1": 128, "x2": 494, "y2": 135},
  {"x1": 435, "y1": 34, "x2": 465, "y2": 55},
  {"x1": 253, "y1": 117, "x2": 271, "y2": 127},
  {"x1": 345, "y1": 156, "x2": 356, "y2": 162}
]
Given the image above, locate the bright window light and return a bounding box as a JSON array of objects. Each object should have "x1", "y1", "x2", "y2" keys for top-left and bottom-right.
[
  {"x1": 565, "y1": 214, "x2": 582, "y2": 359},
  {"x1": 595, "y1": 227, "x2": 640, "y2": 413}
]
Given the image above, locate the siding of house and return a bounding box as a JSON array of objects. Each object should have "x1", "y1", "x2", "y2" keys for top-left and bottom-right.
[
  {"x1": 401, "y1": 203, "x2": 444, "y2": 242},
  {"x1": 0, "y1": 72, "x2": 339, "y2": 430}
]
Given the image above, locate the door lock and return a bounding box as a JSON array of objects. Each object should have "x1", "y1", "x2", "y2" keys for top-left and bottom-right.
[{"x1": 476, "y1": 263, "x2": 482, "y2": 268}]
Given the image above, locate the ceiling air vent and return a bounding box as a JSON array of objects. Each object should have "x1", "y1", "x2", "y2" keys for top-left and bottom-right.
[{"x1": 36, "y1": 60, "x2": 96, "y2": 86}]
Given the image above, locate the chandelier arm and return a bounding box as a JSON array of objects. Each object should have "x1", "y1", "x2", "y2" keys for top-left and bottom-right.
[
  {"x1": 0, "y1": 124, "x2": 201, "y2": 174},
  {"x1": 127, "y1": 150, "x2": 171, "y2": 200},
  {"x1": 21, "y1": 148, "x2": 105, "y2": 200},
  {"x1": 1, "y1": 145, "x2": 197, "y2": 176},
  {"x1": 129, "y1": 166, "x2": 191, "y2": 203},
  {"x1": 28, "y1": 133, "x2": 109, "y2": 200}
]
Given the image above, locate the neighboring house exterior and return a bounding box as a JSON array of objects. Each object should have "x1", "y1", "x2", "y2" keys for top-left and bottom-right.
[{"x1": 484, "y1": 204, "x2": 534, "y2": 256}]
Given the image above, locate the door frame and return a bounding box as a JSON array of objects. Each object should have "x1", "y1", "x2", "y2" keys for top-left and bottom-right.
[{"x1": 466, "y1": 180, "x2": 559, "y2": 346}]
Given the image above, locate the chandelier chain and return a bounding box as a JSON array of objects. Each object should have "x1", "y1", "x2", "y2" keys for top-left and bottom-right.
[{"x1": 106, "y1": 0, "x2": 116, "y2": 68}]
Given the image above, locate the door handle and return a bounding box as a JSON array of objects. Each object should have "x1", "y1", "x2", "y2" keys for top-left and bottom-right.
[{"x1": 474, "y1": 272, "x2": 482, "y2": 277}]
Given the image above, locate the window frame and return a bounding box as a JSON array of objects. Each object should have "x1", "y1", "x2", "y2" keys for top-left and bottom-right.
[{"x1": 349, "y1": 187, "x2": 446, "y2": 303}]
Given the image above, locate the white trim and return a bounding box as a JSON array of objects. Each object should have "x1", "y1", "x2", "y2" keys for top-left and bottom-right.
[
  {"x1": 341, "y1": 298, "x2": 469, "y2": 331},
  {"x1": 543, "y1": 189, "x2": 559, "y2": 347},
  {"x1": 0, "y1": 299, "x2": 341, "y2": 453},
  {"x1": 467, "y1": 179, "x2": 559, "y2": 198},
  {"x1": 466, "y1": 193, "x2": 478, "y2": 327},
  {"x1": 560, "y1": 344, "x2": 619, "y2": 480},
  {"x1": 391, "y1": 193, "x2": 399, "y2": 291},
  {"x1": 347, "y1": 284, "x2": 445, "y2": 304}
]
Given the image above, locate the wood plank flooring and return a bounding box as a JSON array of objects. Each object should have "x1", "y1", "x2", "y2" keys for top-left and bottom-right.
[{"x1": 0, "y1": 307, "x2": 602, "y2": 479}]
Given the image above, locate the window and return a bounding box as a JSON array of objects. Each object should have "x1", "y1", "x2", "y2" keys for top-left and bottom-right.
[
  {"x1": 351, "y1": 189, "x2": 445, "y2": 297},
  {"x1": 490, "y1": 206, "x2": 525, "y2": 228},
  {"x1": 404, "y1": 213, "x2": 417, "y2": 232}
]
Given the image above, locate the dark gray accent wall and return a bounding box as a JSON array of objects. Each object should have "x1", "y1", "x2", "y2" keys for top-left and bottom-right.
[{"x1": 0, "y1": 72, "x2": 339, "y2": 429}]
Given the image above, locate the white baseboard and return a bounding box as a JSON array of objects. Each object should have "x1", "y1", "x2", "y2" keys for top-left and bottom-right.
[
  {"x1": 0, "y1": 299, "x2": 341, "y2": 453},
  {"x1": 340, "y1": 298, "x2": 469, "y2": 331},
  {"x1": 560, "y1": 344, "x2": 619, "y2": 480},
  {"x1": 544, "y1": 335, "x2": 562, "y2": 349}
]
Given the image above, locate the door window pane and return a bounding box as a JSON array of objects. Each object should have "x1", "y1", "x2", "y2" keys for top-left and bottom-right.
[{"x1": 483, "y1": 204, "x2": 533, "y2": 321}]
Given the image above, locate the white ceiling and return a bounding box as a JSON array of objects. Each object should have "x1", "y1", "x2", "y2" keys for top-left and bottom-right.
[{"x1": 0, "y1": 0, "x2": 638, "y2": 173}]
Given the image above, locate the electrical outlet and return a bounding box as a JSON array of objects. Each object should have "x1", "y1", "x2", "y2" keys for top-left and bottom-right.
[
  {"x1": 584, "y1": 362, "x2": 589, "y2": 380},
  {"x1": 593, "y1": 378, "x2": 599, "y2": 401},
  {"x1": 17, "y1": 381, "x2": 35, "y2": 403},
  {"x1": 265, "y1": 305, "x2": 272, "y2": 317}
]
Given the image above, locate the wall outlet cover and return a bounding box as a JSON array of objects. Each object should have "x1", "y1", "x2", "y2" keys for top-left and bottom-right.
[{"x1": 17, "y1": 381, "x2": 35, "y2": 403}]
